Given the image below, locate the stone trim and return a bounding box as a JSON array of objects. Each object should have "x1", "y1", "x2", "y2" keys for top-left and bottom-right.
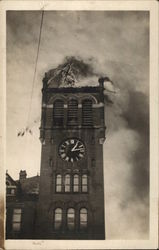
[
  {"x1": 43, "y1": 102, "x2": 104, "y2": 108},
  {"x1": 92, "y1": 102, "x2": 104, "y2": 108}
]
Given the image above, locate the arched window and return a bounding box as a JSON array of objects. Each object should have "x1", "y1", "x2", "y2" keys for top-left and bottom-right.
[
  {"x1": 56, "y1": 174, "x2": 62, "y2": 192},
  {"x1": 53, "y1": 100, "x2": 64, "y2": 126},
  {"x1": 67, "y1": 99, "x2": 78, "y2": 126},
  {"x1": 82, "y1": 99, "x2": 93, "y2": 126},
  {"x1": 73, "y1": 174, "x2": 79, "y2": 192},
  {"x1": 67, "y1": 208, "x2": 75, "y2": 230},
  {"x1": 82, "y1": 174, "x2": 88, "y2": 193},
  {"x1": 64, "y1": 174, "x2": 71, "y2": 192},
  {"x1": 80, "y1": 208, "x2": 88, "y2": 230},
  {"x1": 54, "y1": 208, "x2": 62, "y2": 230}
]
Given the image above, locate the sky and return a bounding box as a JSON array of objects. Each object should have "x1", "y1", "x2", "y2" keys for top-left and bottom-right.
[{"x1": 6, "y1": 11, "x2": 149, "y2": 239}]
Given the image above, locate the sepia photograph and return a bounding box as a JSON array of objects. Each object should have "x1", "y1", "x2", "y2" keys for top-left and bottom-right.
[{"x1": 0, "y1": 1, "x2": 158, "y2": 249}]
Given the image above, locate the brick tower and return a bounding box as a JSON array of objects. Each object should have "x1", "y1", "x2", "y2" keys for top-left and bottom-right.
[{"x1": 35, "y1": 68, "x2": 106, "y2": 239}]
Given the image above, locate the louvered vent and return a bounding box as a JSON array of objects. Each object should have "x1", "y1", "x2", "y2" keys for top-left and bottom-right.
[
  {"x1": 67, "y1": 99, "x2": 78, "y2": 126},
  {"x1": 82, "y1": 99, "x2": 93, "y2": 126},
  {"x1": 53, "y1": 100, "x2": 64, "y2": 126}
]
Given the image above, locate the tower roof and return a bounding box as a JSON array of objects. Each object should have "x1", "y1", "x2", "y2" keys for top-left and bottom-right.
[{"x1": 43, "y1": 57, "x2": 100, "y2": 89}]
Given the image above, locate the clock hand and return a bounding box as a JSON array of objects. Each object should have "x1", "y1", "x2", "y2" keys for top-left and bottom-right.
[
  {"x1": 71, "y1": 141, "x2": 79, "y2": 151},
  {"x1": 71, "y1": 148, "x2": 84, "y2": 152}
]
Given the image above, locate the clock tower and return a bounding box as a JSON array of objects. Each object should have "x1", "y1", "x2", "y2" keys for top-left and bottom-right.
[{"x1": 35, "y1": 68, "x2": 106, "y2": 239}]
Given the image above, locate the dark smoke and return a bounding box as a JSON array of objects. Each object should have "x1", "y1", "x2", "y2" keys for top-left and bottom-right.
[
  {"x1": 54, "y1": 56, "x2": 150, "y2": 238},
  {"x1": 62, "y1": 56, "x2": 95, "y2": 77},
  {"x1": 46, "y1": 56, "x2": 149, "y2": 206},
  {"x1": 44, "y1": 56, "x2": 115, "y2": 107},
  {"x1": 44, "y1": 56, "x2": 150, "y2": 238},
  {"x1": 103, "y1": 71, "x2": 149, "y2": 238},
  {"x1": 45, "y1": 56, "x2": 97, "y2": 87},
  {"x1": 122, "y1": 91, "x2": 149, "y2": 199}
]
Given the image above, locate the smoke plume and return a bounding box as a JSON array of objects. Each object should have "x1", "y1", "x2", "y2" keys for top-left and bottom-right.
[
  {"x1": 102, "y1": 69, "x2": 149, "y2": 238},
  {"x1": 49, "y1": 56, "x2": 149, "y2": 239}
]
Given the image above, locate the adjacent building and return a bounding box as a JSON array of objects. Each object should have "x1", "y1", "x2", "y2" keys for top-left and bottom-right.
[{"x1": 6, "y1": 171, "x2": 39, "y2": 239}]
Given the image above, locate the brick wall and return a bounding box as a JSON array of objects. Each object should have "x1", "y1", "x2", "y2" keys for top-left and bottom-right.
[{"x1": 36, "y1": 85, "x2": 106, "y2": 239}]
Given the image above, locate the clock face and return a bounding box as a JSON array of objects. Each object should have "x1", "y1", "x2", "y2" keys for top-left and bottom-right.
[{"x1": 59, "y1": 138, "x2": 85, "y2": 162}]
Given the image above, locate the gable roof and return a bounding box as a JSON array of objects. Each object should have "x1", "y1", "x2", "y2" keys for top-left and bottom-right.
[
  {"x1": 6, "y1": 172, "x2": 40, "y2": 195},
  {"x1": 6, "y1": 173, "x2": 18, "y2": 187}
]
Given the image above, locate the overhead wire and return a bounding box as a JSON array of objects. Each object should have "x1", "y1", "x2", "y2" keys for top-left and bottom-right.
[
  {"x1": 18, "y1": 10, "x2": 44, "y2": 136},
  {"x1": 27, "y1": 10, "x2": 44, "y2": 127}
]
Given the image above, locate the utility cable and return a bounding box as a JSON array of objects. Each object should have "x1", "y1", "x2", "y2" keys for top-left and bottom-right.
[{"x1": 26, "y1": 10, "x2": 44, "y2": 128}]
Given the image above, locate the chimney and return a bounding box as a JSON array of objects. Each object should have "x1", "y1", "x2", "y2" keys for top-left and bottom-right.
[
  {"x1": 98, "y1": 76, "x2": 110, "y2": 88},
  {"x1": 19, "y1": 170, "x2": 27, "y2": 182}
]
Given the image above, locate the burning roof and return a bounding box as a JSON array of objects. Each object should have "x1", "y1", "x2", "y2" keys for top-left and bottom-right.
[
  {"x1": 17, "y1": 57, "x2": 117, "y2": 137},
  {"x1": 43, "y1": 56, "x2": 116, "y2": 92}
]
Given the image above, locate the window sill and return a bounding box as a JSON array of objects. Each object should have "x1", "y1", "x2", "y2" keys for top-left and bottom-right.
[{"x1": 55, "y1": 192, "x2": 88, "y2": 194}]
